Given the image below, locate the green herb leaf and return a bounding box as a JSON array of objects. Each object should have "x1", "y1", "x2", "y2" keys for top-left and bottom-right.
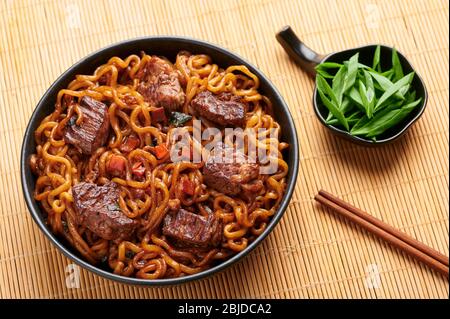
[
  {"x1": 370, "y1": 71, "x2": 394, "y2": 89},
  {"x1": 350, "y1": 103, "x2": 402, "y2": 135},
  {"x1": 343, "y1": 61, "x2": 373, "y2": 71},
  {"x1": 317, "y1": 80, "x2": 349, "y2": 131},
  {"x1": 332, "y1": 66, "x2": 347, "y2": 105},
  {"x1": 317, "y1": 75, "x2": 339, "y2": 107},
  {"x1": 347, "y1": 110, "x2": 364, "y2": 125},
  {"x1": 169, "y1": 112, "x2": 192, "y2": 127},
  {"x1": 358, "y1": 80, "x2": 370, "y2": 117},
  {"x1": 398, "y1": 83, "x2": 410, "y2": 97},
  {"x1": 369, "y1": 71, "x2": 405, "y2": 100},
  {"x1": 316, "y1": 62, "x2": 343, "y2": 70},
  {"x1": 351, "y1": 98, "x2": 421, "y2": 137},
  {"x1": 344, "y1": 53, "x2": 359, "y2": 92},
  {"x1": 351, "y1": 108, "x2": 400, "y2": 136},
  {"x1": 340, "y1": 97, "x2": 354, "y2": 114},
  {"x1": 318, "y1": 46, "x2": 418, "y2": 140},
  {"x1": 392, "y1": 48, "x2": 404, "y2": 82},
  {"x1": 325, "y1": 118, "x2": 339, "y2": 125},
  {"x1": 373, "y1": 45, "x2": 381, "y2": 72},
  {"x1": 350, "y1": 116, "x2": 371, "y2": 134},
  {"x1": 363, "y1": 70, "x2": 376, "y2": 118},
  {"x1": 326, "y1": 97, "x2": 353, "y2": 122},
  {"x1": 366, "y1": 98, "x2": 422, "y2": 137},
  {"x1": 363, "y1": 70, "x2": 375, "y2": 93},
  {"x1": 405, "y1": 90, "x2": 417, "y2": 104},
  {"x1": 316, "y1": 69, "x2": 335, "y2": 79},
  {"x1": 374, "y1": 72, "x2": 415, "y2": 110},
  {"x1": 346, "y1": 87, "x2": 366, "y2": 111},
  {"x1": 326, "y1": 110, "x2": 362, "y2": 126},
  {"x1": 380, "y1": 69, "x2": 394, "y2": 80}
]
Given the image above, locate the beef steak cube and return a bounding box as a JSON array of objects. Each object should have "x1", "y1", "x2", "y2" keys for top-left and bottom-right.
[
  {"x1": 72, "y1": 182, "x2": 137, "y2": 240},
  {"x1": 135, "y1": 56, "x2": 173, "y2": 81},
  {"x1": 63, "y1": 96, "x2": 110, "y2": 155},
  {"x1": 138, "y1": 73, "x2": 185, "y2": 112},
  {"x1": 203, "y1": 143, "x2": 259, "y2": 195},
  {"x1": 136, "y1": 56, "x2": 185, "y2": 112},
  {"x1": 191, "y1": 91, "x2": 246, "y2": 127},
  {"x1": 162, "y1": 209, "x2": 222, "y2": 248}
]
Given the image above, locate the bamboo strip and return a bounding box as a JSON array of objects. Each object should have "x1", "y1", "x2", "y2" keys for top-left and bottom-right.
[{"x1": 0, "y1": 0, "x2": 447, "y2": 299}]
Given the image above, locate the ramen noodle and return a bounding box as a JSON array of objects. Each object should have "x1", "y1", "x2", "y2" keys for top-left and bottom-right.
[{"x1": 30, "y1": 51, "x2": 289, "y2": 279}]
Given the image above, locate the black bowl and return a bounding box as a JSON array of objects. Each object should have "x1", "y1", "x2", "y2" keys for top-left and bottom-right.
[
  {"x1": 277, "y1": 26, "x2": 428, "y2": 146},
  {"x1": 20, "y1": 36, "x2": 299, "y2": 286}
]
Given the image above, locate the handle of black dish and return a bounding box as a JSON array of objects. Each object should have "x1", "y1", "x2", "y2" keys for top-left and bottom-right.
[{"x1": 276, "y1": 26, "x2": 324, "y2": 77}]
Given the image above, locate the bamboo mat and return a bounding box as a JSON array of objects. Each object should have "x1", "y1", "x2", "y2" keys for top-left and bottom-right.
[{"x1": 0, "y1": 0, "x2": 448, "y2": 299}]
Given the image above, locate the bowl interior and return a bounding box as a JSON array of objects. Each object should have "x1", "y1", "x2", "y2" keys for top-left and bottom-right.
[
  {"x1": 313, "y1": 44, "x2": 427, "y2": 145},
  {"x1": 21, "y1": 37, "x2": 299, "y2": 285}
]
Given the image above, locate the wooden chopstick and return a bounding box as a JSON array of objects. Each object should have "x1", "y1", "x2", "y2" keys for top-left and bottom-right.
[
  {"x1": 314, "y1": 190, "x2": 449, "y2": 278},
  {"x1": 319, "y1": 190, "x2": 449, "y2": 267}
]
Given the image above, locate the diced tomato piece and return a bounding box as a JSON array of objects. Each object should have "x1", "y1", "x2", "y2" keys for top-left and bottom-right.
[
  {"x1": 107, "y1": 155, "x2": 126, "y2": 177},
  {"x1": 152, "y1": 144, "x2": 169, "y2": 160},
  {"x1": 120, "y1": 134, "x2": 140, "y2": 153},
  {"x1": 181, "y1": 178, "x2": 195, "y2": 196},
  {"x1": 151, "y1": 107, "x2": 167, "y2": 124},
  {"x1": 131, "y1": 161, "x2": 145, "y2": 177}
]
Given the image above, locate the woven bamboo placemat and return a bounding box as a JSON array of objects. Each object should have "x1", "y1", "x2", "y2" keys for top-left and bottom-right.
[{"x1": 0, "y1": 0, "x2": 448, "y2": 299}]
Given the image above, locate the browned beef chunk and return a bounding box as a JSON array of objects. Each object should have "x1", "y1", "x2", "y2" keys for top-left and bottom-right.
[
  {"x1": 241, "y1": 179, "x2": 264, "y2": 202},
  {"x1": 162, "y1": 209, "x2": 222, "y2": 248},
  {"x1": 135, "y1": 56, "x2": 173, "y2": 80},
  {"x1": 191, "y1": 91, "x2": 246, "y2": 127},
  {"x1": 72, "y1": 182, "x2": 137, "y2": 240},
  {"x1": 138, "y1": 73, "x2": 185, "y2": 112},
  {"x1": 203, "y1": 143, "x2": 259, "y2": 196},
  {"x1": 63, "y1": 96, "x2": 110, "y2": 155},
  {"x1": 136, "y1": 56, "x2": 185, "y2": 112}
]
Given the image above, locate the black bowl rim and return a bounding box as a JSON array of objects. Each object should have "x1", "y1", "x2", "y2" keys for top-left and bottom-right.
[
  {"x1": 20, "y1": 36, "x2": 299, "y2": 286},
  {"x1": 312, "y1": 44, "x2": 428, "y2": 146}
]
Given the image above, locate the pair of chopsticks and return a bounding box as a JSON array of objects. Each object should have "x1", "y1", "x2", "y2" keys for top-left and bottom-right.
[{"x1": 315, "y1": 190, "x2": 449, "y2": 278}]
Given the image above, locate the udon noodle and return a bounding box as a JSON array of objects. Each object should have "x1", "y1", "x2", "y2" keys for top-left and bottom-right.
[{"x1": 30, "y1": 51, "x2": 289, "y2": 279}]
